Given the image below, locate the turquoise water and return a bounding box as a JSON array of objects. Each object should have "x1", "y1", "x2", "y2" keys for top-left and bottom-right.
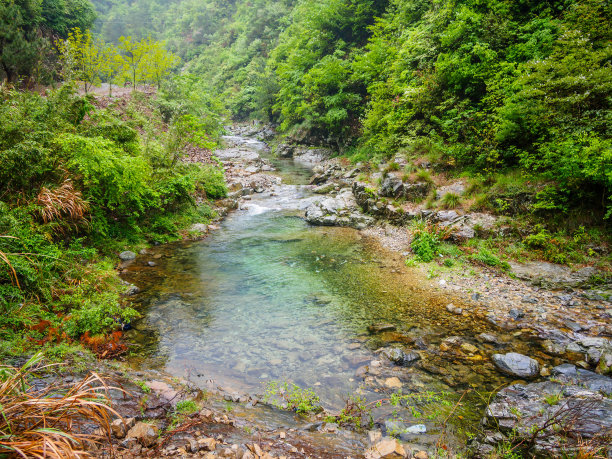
[{"x1": 122, "y1": 138, "x2": 550, "y2": 416}]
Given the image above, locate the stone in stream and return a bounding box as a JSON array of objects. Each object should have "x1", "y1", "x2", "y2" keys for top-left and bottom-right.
[
  {"x1": 381, "y1": 347, "x2": 421, "y2": 366},
  {"x1": 119, "y1": 250, "x2": 136, "y2": 261},
  {"x1": 368, "y1": 323, "x2": 397, "y2": 334},
  {"x1": 492, "y1": 352, "x2": 539, "y2": 379},
  {"x1": 384, "y1": 377, "x2": 403, "y2": 389}
]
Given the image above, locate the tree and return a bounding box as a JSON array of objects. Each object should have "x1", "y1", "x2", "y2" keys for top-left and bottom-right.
[
  {"x1": 100, "y1": 42, "x2": 125, "y2": 96},
  {"x1": 142, "y1": 38, "x2": 180, "y2": 89},
  {"x1": 118, "y1": 35, "x2": 149, "y2": 91},
  {"x1": 0, "y1": 0, "x2": 44, "y2": 82},
  {"x1": 56, "y1": 27, "x2": 106, "y2": 93}
]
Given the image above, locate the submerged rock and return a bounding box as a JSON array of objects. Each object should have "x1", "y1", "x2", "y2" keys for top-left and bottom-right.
[
  {"x1": 368, "y1": 323, "x2": 397, "y2": 333},
  {"x1": 492, "y1": 352, "x2": 540, "y2": 379},
  {"x1": 381, "y1": 347, "x2": 421, "y2": 366}
]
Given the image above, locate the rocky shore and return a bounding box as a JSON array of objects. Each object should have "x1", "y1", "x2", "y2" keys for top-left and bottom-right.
[{"x1": 108, "y1": 124, "x2": 611, "y2": 458}]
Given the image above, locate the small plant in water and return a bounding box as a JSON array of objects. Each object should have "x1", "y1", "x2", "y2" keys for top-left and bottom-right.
[{"x1": 263, "y1": 381, "x2": 322, "y2": 414}]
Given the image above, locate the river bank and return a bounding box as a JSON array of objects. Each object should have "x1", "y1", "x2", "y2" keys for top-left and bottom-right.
[{"x1": 107, "y1": 125, "x2": 611, "y2": 458}]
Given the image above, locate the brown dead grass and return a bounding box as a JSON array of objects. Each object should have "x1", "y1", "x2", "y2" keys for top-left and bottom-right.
[
  {"x1": 0, "y1": 353, "x2": 122, "y2": 458},
  {"x1": 37, "y1": 179, "x2": 90, "y2": 226}
]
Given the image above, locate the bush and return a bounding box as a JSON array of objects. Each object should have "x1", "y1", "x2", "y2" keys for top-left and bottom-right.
[
  {"x1": 440, "y1": 192, "x2": 461, "y2": 209},
  {"x1": 410, "y1": 221, "x2": 442, "y2": 262},
  {"x1": 471, "y1": 249, "x2": 510, "y2": 271}
]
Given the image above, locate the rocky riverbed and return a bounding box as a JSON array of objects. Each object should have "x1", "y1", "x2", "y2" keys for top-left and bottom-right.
[{"x1": 109, "y1": 124, "x2": 612, "y2": 458}]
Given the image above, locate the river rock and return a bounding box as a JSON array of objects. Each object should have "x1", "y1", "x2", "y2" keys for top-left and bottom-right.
[
  {"x1": 126, "y1": 422, "x2": 159, "y2": 447},
  {"x1": 384, "y1": 377, "x2": 403, "y2": 389},
  {"x1": 509, "y1": 262, "x2": 599, "y2": 288},
  {"x1": 473, "y1": 374, "x2": 612, "y2": 457},
  {"x1": 368, "y1": 323, "x2": 397, "y2": 333},
  {"x1": 119, "y1": 251, "x2": 136, "y2": 261},
  {"x1": 381, "y1": 348, "x2": 421, "y2": 366},
  {"x1": 551, "y1": 364, "x2": 612, "y2": 395},
  {"x1": 492, "y1": 352, "x2": 539, "y2": 379},
  {"x1": 305, "y1": 190, "x2": 374, "y2": 229},
  {"x1": 366, "y1": 437, "x2": 407, "y2": 458}
]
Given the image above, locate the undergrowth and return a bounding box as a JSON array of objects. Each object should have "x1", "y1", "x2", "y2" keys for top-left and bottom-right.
[{"x1": 0, "y1": 84, "x2": 226, "y2": 360}]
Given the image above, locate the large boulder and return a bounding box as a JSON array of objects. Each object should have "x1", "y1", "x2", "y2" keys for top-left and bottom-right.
[
  {"x1": 472, "y1": 371, "x2": 612, "y2": 457},
  {"x1": 305, "y1": 190, "x2": 374, "y2": 229},
  {"x1": 492, "y1": 352, "x2": 540, "y2": 379},
  {"x1": 509, "y1": 262, "x2": 600, "y2": 288},
  {"x1": 293, "y1": 146, "x2": 334, "y2": 164},
  {"x1": 378, "y1": 175, "x2": 430, "y2": 200}
]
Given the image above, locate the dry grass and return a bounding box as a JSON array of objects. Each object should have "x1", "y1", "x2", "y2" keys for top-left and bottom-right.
[
  {"x1": 0, "y1": 353, "x2": 121, "y2": 458},
  {"x1": 37, "y1": 179, "x2": 90, "y2": 225},
  {"x1": 0, "y1": 235, "x2": 20, "y2": 289}
]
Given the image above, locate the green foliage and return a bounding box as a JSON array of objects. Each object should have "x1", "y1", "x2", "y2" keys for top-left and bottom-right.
[
  {"x1": 471, "y1": 248, "x2": 510, "y2": 271},
  {"x1": 263, "y1": 381, "x2": 322, "y2": 414},
  {"x1": 175, "y1": 400, "x2": 198, "y2": 414},
  {"x1": 410, "y1": 221, "x2": 445, "y2": 262},
  {"x1": 0, "y1": 0, "x2": 96, "y2": 82},
  {"x1": 0, "y1": 84, "x2": 223, "y2": 353}
]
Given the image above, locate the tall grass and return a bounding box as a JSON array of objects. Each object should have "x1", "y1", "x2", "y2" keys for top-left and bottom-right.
[{"x1": 0, "y1": 353, "x2": 120, "y2": 458}]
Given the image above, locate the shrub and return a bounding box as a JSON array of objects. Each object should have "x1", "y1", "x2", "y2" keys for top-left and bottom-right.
[
  {"x1": 440, "y1": 192, "x2": 461, "y2": 209},
  {"x1": 410, "y1": 221, "x2": 442, "y2": 262},
  {"x1": 263, "y1": 381, "x2": 322, "y2": 414},
  {"x1": 415, "y1": 169, "x2": 434, "y2": 184},
  {"x1": 471, "y1": 249, "x2": 510, "y2": 271}
]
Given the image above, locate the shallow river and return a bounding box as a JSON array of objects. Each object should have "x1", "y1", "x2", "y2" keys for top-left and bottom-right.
[{"x1": 122, "y1": 135, "x2": 553, "y2": 447}]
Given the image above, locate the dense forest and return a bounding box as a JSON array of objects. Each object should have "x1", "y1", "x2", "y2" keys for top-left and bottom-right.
[{"x1": 89, "y1": 0, "x2": 611, "y2": 221}]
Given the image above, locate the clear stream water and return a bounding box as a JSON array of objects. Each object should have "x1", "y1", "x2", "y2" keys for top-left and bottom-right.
[{"x1": 122, "y1": 135, "x2": 553, "y2": 446}]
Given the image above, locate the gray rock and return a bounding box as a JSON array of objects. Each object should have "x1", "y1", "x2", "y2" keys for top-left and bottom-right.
[
  {"x1": 380, "y1": 176, "x2": 404, "y2": 198},
  {"x1": 475, "y1": 375, "x2": 612, "y2": 457},
  {"x1": 508, "y1": 308, "x2": 524, "y2": 320},
  {"x1": 381, "y1": 348, "x2": 421, "y2": 366},
  {"x1": 446, "y1": 303, "x2": 463, "y2": 315},
  {"x1": 124, "y1": 285, "x2": 140, "y2": 296},
  {"x1": 492, "y1": 352, "x2": 540, "y2": 379},
  {"x1": 119, "y1": 251, "x2": 136, "y2": 261},
  {"x1": 477, "y1": 333, "x2": 501, "y2": 344},
  {"x1": 435, "y1": 210, "x2": 459, "y2": 222},
  {"x1": 509, "y1": 262, "x2": 601, "y2": 288},
  {"x1": 551, "y1": 364, "x2": 612, "y2": 395},
  {"x1": 305, "y1": 190, "x2": 374, "y2": 229}
]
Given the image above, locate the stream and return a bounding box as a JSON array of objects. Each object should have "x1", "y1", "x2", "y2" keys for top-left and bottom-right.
[{"x1": 121, "y1": 134, "x2": 555, "y2": 452}]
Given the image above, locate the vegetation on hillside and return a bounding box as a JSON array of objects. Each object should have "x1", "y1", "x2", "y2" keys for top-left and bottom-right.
[
  {"x1": 91, "y1": 0, "x2": 611, "y2": 223},
  {"x1": 0, "y1": 81, "x2": 225, "y2": 358}
]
